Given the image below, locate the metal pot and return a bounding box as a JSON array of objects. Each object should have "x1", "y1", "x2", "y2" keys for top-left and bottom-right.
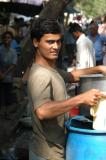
[{"x1": 78, "y1": 74, "x2": 106, "y2": 117}]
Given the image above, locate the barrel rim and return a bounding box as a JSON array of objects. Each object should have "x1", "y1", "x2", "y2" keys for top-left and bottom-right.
[
  {"x1": 80, "y1": 74, "x2": 106, "y2": 78},
  {"x1": 65, "y1": 116, "x2": 106, "y2": 134}
]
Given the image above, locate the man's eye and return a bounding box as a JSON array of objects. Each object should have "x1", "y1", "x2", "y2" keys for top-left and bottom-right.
[
  {"x1": 47, "y1": 40, "x2": 54, "y2": 44},
  {"x1": 47, "y1": 40, "x2": 61, "y2": 44}
]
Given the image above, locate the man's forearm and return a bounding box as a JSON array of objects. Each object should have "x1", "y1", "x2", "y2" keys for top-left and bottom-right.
[{"x1": 70, "y1": 65, "x2": 106, "y2": 82}]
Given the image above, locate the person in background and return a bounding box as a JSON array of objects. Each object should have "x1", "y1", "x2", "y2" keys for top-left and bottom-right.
[
  {"x1": 64, "y1": 22, "x2": 76, "y2": 67},
  {"x1": 88, "y1": 21, "x2": 106, "y2": 65},
  {"x1": 98, "y1": 15, "x2": 106, "y2": 36},
  {"x1": 69, "y1": 22, "x2": 96, "y2": 69},
  {"x1": 0, "y1": 31, "x2": 17, "y2": 118},
  {"x1": 28, "y1": 18, "x2": 106, "y2": 160},
  {"x1": 102, "y1": 42, "x2": 106, "y2": 65},
  {"x1": 11, "y1": 38, "x2": 21, "y2": 56},
  {"x1": 98, "y1": 15, "x2": 106, "y2": 65}
]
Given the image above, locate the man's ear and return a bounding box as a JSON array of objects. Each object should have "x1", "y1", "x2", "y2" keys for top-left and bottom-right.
[{"x1": 33, "y1": 39, "x2": 38, "y2": 48}]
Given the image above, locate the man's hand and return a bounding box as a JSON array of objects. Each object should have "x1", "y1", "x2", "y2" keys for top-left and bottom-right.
[
  {"x1": 80, "y1": 89, "x2": 106, "y2": 106},
  {"x1": 98, "y1": 65, "x2": 106, "y2": 76}
]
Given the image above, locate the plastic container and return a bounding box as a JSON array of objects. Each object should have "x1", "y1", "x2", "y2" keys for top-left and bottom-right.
[{"x1": 65, "y1": 116, "x2": 106, "y2": 160}]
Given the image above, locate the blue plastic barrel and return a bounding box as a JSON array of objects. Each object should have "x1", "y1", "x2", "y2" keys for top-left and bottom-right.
[{"x1": 65, "y1": 116, "x2": 106, "y2": 160}]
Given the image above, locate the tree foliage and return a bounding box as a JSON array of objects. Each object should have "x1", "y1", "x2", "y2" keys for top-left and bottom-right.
[{"x1": 74, "y1": 0, "x2": 106, "y2": 18}]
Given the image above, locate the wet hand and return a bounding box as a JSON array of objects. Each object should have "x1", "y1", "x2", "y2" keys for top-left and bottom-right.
[{"x1": 81, "y1": 89, "x2": 103, "y2": 106}]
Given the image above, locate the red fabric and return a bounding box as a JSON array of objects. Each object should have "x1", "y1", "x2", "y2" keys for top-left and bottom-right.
[{"x1": 69, "y1": 107, "x2": 79, "y2": 117}]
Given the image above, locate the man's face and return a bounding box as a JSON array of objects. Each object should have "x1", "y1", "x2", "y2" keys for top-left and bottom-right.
[
  {"x1": 3, "y1": 34, "x2": 12, "y2": 46},
  {"x1": 89, "y1": 24, "x2": 98, "y2": 36},
  {"x1": 33, "y1": 34, "x2": 62, "y2": 61},
  {"x1": 72, "y1": 31, "x2": 79, "y2": 40}
]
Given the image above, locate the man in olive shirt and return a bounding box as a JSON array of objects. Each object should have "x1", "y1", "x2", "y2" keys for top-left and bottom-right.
[{"x1": 28, "y1": 18, "x2": 106, "y2": 160}]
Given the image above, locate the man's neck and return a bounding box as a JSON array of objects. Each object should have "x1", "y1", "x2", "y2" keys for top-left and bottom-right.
[{"x1": 35, "y1": 56, "x2": 56, "y2": 68}]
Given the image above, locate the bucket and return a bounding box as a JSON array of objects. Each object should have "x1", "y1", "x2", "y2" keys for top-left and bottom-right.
[{"x1": 65, "y1": 116, "x2": 106, "y2": 160}]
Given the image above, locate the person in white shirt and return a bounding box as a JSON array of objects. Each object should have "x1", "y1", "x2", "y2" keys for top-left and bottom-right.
[{"x1": 69, "y1": 23, "x2": 96, "y2": 69}]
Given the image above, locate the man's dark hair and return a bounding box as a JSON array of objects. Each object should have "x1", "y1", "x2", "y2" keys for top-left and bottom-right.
[
  {"x1": 69, "y1": 22, "x2": 83, "y2": 33},
  {"x1": 30, "y1": 18, "x2": 62, "y2": 41}
]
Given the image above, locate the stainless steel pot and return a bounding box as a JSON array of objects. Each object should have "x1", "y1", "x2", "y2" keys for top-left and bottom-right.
[{"x1": 78, "y1": 74, "x2": 106, "y2": 117}]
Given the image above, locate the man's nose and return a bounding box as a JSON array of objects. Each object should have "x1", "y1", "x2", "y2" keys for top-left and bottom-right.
[{"x1": 53, "y1": 42, "x2": 59, "y2": 49}]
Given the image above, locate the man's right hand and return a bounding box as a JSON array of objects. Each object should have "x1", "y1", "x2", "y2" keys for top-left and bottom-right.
[{"x1": 80, "y1": 89, "x2": 104, "y2": 106}]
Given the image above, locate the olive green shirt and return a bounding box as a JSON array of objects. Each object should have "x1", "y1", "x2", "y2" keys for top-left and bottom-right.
[{"x1": 28, "y1": 64, "x2": 68, "y2": 160}]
